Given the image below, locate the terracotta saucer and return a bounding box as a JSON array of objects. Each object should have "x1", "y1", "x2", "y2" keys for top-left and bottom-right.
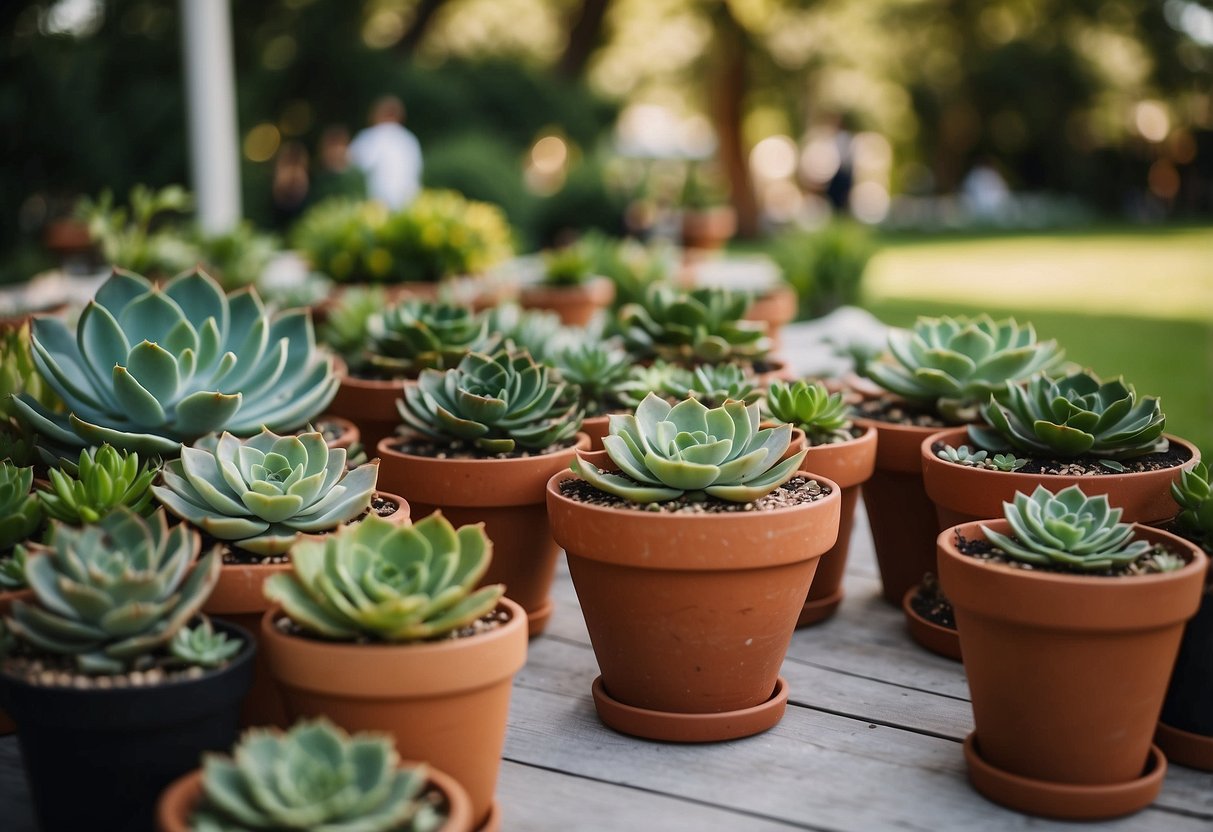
[
  {"x1": 526, "y1": 598, "x2": 553, "y2": 638},
  {"x1": 796, "y1": 587, "x2": 844, "y2": 628},
  {"x1": 963, "y1": 733, "x2": 1166, "y2": 820},
  {"x1": 902, "y1": 586, "x2": 961, "y2": 661},
  {"x1": 475, "y1": 800, "x2": 501, "y2": 832},
  {"x1": 1155, "y1": 721, "x2": 1213, "y2": 772},
  {"x1": 591, "y1": 676, "x2": 789, "y2": 743}
]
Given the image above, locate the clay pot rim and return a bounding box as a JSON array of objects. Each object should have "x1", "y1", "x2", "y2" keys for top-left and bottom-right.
[
  {"x1": 852, "y1": 414, "x2": 952, "y2": 438},
  {"x1": 314, "y1": 413, "x2": 359, "y2": 444},
  {"x1": 377, "y1": 432, "x2": 590, "y2": 469},
  {"x1": 155, "y1": 761, "x2": 475, "y2": 832}
]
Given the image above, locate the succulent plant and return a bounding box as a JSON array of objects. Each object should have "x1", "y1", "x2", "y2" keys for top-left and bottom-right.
[
  {"x1": 364, "y1": 300, "x2": 488, "y2": 378},
  {"x1": 937, "y1": 444, "x2": 990, "y2": 467},
  {"x1": 1, "y1": 321, "x2": 61, "y2": 422},
  {"x1": 1172, "y1": 462, "x2": 1213, "y2": 551},
  {"x1": 970, "y1": 371, "x2": 1167, "y2": 460},
  {"x1": 0, "y1": 546, "x2": 27, "y2": 591},
  {"x1": 542, "y1": 245, "x2": 594, "y2": 287},
  {"x1": 668, "y1": 363, "x2": 762, "y2": 408},
  {"x1": 572, "y1": 393, "x2": 808, "y2": 503},
  {"x1": 981, "y1": 485, "x2": 1154, "y2": 572},
  {"x1": 38, "y1": 445, "x2": 157, "y2": 525},
  {"x1": 6, "y1": 508, "x2": 222, "y2": 673},
  {"x1": 865, "y1": 315, "x2": 1064, "y2": 423},
  {"x1": 989, "y1": 453, "x2": 1028, "y2": 472},
  {"x1": 0, "y1": 426, "x2": 37, "y2": 467},
  {"x1": 376, "y1": 190, "x2": 514, "y2": 283},
  {"x1": 153, "y1": 429, "x2": 378, "y2": 556},
  {"x1": 192, "y1": 719, "x2": 444, "y2": 832},
  {"x1": 78, "y1": 185, "x2": 199, "y2": 277},
  {"x1": 614, "y1": 361, "x2": 692, "y2": 411},
  {"x1": 0, "y1": 462, "x2": 41, "y2": 553},
  {"x1": 620, "y1": 285, "x2": 770, "y2": 366},
  {"x1": 12, "y1": 269, "x2": 339, "y2": 457},
  {"x1": 580, "y1": 232, "x2": 674, "y2": 311},
  {"x1": 481, "y1": 304, "x2": 571, "y2": 363},
  {"x1": 397, "y1": 348, "x2": 582, "y2": 454},
  {"x1": 264, "y1": 513, "x2": 502, "y2": 641},
  {"x1": 553, "y1": 340, "x2": 632, "y2": 417},
  {"x1": 170, "y1": 616, "x2": 243, "y2": 668},
  {"x1": 319, "y1": 285, "x2": 388, "y2": 365},
  {"x1": 766, "y1": 380, "x2": 853, "y2": 445}
]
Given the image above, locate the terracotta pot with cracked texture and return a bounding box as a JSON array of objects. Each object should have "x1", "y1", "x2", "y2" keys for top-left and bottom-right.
[{"x1": 376, "y1": 435, "x2": 590, "y2": 637}]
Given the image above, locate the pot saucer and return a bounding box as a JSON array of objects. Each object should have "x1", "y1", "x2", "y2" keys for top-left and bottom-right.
[
  {"x1": 796, "y1": 587, "x2": 844, "y2": 628},
  {"x1": 525, "y1": 598, "x2": 552, "y2": 638},
  {"x1": 902, "y1": 586, "x2": 961, "y2": 661},
  {"x1": 475, "y1": 800, "x2": 501, "y2": 832},
  {"x1": 590, "y1": 676, "x2": 788, "y2": 743},
  {"x1": 1155, "y1": 721, "x2": 1213, "y2": 772},
  {"x1": 963, "y1": 732, "x2": 1166, "y2": 820}
]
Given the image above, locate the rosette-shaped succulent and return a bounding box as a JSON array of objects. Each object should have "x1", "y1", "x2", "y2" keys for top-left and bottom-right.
[
  {"x1": 38, "y1": 444, "x2": 156, "y2": 525},
  {"x1": 0, "y1": 462, "x2": 41, "y2": 553},
  {"x1": 970, "y1": 371, "x2": 1167, "y2": 459},
  {"x1": 365, "y1": 300, "x2": 488, "y2": 377},
  {"x1": 667, "y1": 363, "x2": 761, "y2": 408},
  {"x1": 766, "y1": 380, "x2": 853, "y2": 445},
  {"x1": 615, "y1": 361, "x2": 692, "y2": 411},
  {"x1": 481, "y1": 304, "x2": 571, "y2": 362},
  {"x1": 153, "y1": 429, "x2": 378, "y2": 556},
  {"x1": 982, "y1": 485, "x2": 1153, "y2": 571},
  {"x1": 572, "y1": 393, "x2": 807, "y2": 503},
  {"x1": 865, "y1": 315, "x2": 1064, "y2": 423},
  {"x1": 170, "y1": 616, "x2": 242, "y2": 668},
  {"x1": 264, "y1": 513, "x2": 502, "y2": 641},
  {"x1": 553, "y1": 340, "x2": 632, "y2": 417},
  {"x1": 12, "y1": 270, "x2": 338, "y2": 456},
  {"x1": 6, "y1": 508, "x2": 222, "y2": 673},
  {"x1": 620, "y1": 285, "x2": 770, "y2": 365},
  {"x1": 319, "y1": 286, "x2": 387, "y2": 366},
  {"x1": 1172, "y1": 462, "x2": 1213, "y2": 551},
  {"x1": 193, "y1": 720, "x2": 444, "y2": 832},
  {"x1": 0, "y1": 547, "x2": 27, "y2": 592},
  {"x1": 398, "y1": 348, "x2": 582, "y2": 454}
]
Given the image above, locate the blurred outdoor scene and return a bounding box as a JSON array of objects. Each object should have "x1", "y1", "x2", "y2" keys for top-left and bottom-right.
[{"x1": 3, "y1": 0, "x2": 1211, "y2": 453}]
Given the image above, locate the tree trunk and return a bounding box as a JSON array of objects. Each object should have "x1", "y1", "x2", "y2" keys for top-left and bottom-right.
[
  {"x1": 557, "y1": 0, "x2": 612, "y2": 78},
  {"x1": 709, "y1": 5, "x2": 759, "y2": 238}
]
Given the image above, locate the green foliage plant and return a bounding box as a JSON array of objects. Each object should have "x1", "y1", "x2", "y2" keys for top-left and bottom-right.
[
  {"x1": 620, "y1": 285, "x2": 770, "y2": 366},
  {"x1": 0, "y1": 461, "x2": 41, "y2": 554},
  {"x1": 765, "y1": 380, "x2": 853, "y2": 446},
  {"x1": 38, "y1": 445, "x2": 156, "y2": 525},
  {"x1": 1172, "y1": 462, "x2": 1213, "y2": 551},
  {"x1": 364, "y1": 300, "x2": 488, "y2": 378}
]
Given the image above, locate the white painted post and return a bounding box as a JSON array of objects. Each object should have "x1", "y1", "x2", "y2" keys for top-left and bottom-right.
[{"x1": 179, "y1": 0, "x2": 242, "y2": 234}]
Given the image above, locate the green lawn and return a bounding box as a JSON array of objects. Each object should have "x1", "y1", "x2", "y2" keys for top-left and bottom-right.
[{"x1": 858, "y1": 226, "x2": 1213, "y2": 459}]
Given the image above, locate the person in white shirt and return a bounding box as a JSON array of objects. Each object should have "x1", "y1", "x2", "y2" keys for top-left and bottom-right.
[{"x1": 348, "y1": 96, "x2": 423, "y2": 210}]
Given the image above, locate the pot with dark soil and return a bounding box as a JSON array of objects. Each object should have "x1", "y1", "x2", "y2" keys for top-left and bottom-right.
[
  {"x1": 260, "y1": 514, "x2": 527, "y2": 830},
  {"x1": 376, "y1": 348, "x2": 587, "y2": 637},
  {"x1": 152, "y1": 429, "x2": 408, "y2": 727},
  {"x1": 0, "y1": 509, "x2": 254, "y2": 832},
  {"x1": 548, "y1": 394, "x2": 840, "y2": 742},
  {"x1": 939, "y1": 486, "x2": 1207, "y2": 820}
]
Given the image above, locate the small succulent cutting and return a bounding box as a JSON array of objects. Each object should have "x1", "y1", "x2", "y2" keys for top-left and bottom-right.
[
  {"x1": 153, "y1": 429, "x2": 378, "y2": 556},
  {"x1": 981, "y1": 485, "x2": 1160, "y2": 572},
  {"x1": 553, "y1": 340, "x2": 632, "y2": 417},
  {"x1": 12, "y1": 269, "x2": 338, "y2": 457},
  {"x1": 572, "y1": 393, "x2": 808, "y2": 503},
  {"x1": 170, "y1": 617, "x2": 243, "y2": 668},
  {"x1": 620, "y1": 285, "x2": 770, "y2": 366},
  {"x1": 6, "y1": 508, "x2": 223, "y2": 673},
  {"x1": 0, "y1": 461, "x2": 41, "y2": 554},
  {"x1": 38, "y1": 445, "x2": 157, "y2": 525},
  {"x1": 1172, "y1": 462, "x2": 1213, "y2": 551},
  {"x1": 865, "y1": 315, "x2": 1064, "y2": 423},
  {"x1": 264, "y1": 513, "x2": 502, "y2": 641},
  {"x1": 364, "y1": 300, "x2": 488, "y2": 378},
  {"x1": 766, "y1": 380, "x2": 853, "y2": 446},
  {"x1": 192, "y1": 719, "x2": 444, "y2": 832},
  {"x1": 970, "y1": 371, "x2": 1167, "y2": 460},
  {"x1": 937, "y1": 444, "x2": 1028, "y2": 472},
  {"x1": 668, "y1": 363, "x2": 762, "y2": 408},
  {"x1": 397, "y1": 348, "x2": 582, "y2": 454}
]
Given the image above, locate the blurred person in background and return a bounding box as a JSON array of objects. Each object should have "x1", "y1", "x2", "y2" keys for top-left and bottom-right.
[
  {"x1": 272, "y1": 141, "x2": 310, "y2": 225},
  {"x1": 348, "y1": 96, "x2": 422, "y2": 210},
  {"x1": 961, "y1": 157, "x2": 1011, "y2": 222},
  {"x1": 309, "y1": 125, "x2": 366, "y2": 205}
]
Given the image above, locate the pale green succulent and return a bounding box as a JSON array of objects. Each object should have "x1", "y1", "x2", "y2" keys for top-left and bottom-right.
[
  {"x1": 170, "y1": 616, "x2": 243, "y2": 668},
  {"x1": 1, "y1": 321, "x2": 61, "y2": 422},
  {"x1": 669, "y1": 363, "x2": 762, "y2": 408},
  {"x1": 264, "y1": 513, "x2": 503, "y2": 642},
  {"x1": 192, "y1": 719, "x2": 444, "y2": 832},
  {"x1": 615, "y1": 361, "x2": 693, "y2": 411},
  {"x1": 0, "y1": 462, "x2": 41, "y2": 553},
  {"x1": 865, "y1": 315, "x2": 1064, "y2": 423},
  {"x1": 620, "y1": 285, "x2": 770, "y2": 366},
  {"x1": 970, "y1": 371, "x2": 1167, "y2": 460},
  {"x1": 365, "y1": 300, "x2": 488, "y2": 378},
  {"x1": 982, "y1": 485, "x2": 1154, "y2": 572},
  {"x1": 397, "y1": 348, "x2": 582, "y2": 454},
  {"x1": 153, "y1": 429, "x2": 378, "y2": 556},
  {"x1": 572, "y1": 393, "x2": 808, "y2": 503},
  {"x1": 1172, "y1": 462, "x2": 1213, "y2": 551},
  {"x1": 12, "y1": 270, "x2": 339, "y2": 458},
  {"x1": 38, "y1": 445, "x2": 156, "y2": 525},
  {"x1": 319, "y1": 286, "x2": 388, "y2": 366},
  {"x1": 552, "y1": 340, "x2": 633, "y2": 417},
  {"x1": 937, "y1": 444, "x2": 990, "y2": 467},
  {"x1": 481, "y1": 304, "x2": 571, "y2": 363},
  {"x1": 989, "y1": 453, "x2": 1028, "y2": 472},
  {"x1": 765, "y1": 380, "x2": 853, "y2": 445},
  {"x1": 6, "y1": 508, "x2": 222, "y2": 673}
]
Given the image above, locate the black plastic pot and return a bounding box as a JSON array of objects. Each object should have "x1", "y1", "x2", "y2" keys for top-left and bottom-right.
[
  {"x1": 1160, "y1": 586, "x2": 1213, "y2": 733},
  {"x1": 0, "y1": 620, "x2": 255, "y2": 832}
]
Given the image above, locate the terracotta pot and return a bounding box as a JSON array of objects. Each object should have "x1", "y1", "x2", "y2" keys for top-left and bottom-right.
[
  {"x1": 744, "y1": 283, "x2": 797, "y2": 349},
  {"x1": 547, "y1": 468, "x2": 841, "y2": 742},
  {"x1": 205, "y1": 491, "x2": 410, "y2": 728},
  {"x1": 939, "y1": 520, "x2": 1208, "y2": 819},
  {"x1": 326, "y1": 372, "x2": 409, "y2": 457},
  {"x1": 156, "y1": 762, "x2": 475, "y2": 832},
  {"x1": 854, "y1": 415, "x2": 947, "y2": 605},
  {"x1": 795, "y1": 426, "x2": 877, "y2": 626},
  {"x1": 261, "y1": 598, "x2": 528, "y2": 828},
  {"x1": 376, "y1": 435, "x2": 589, "y2": 637},
  {"x1": 681, "y1": 206, "x2": 738, "y2": 251},
  {"x1": 1158, "y1": 580, "x2": 1213, "y2": 771},
  {"x1": 317, "y1": 414, "x2": 360, "y2": 453},
  {"x1": 581, "y1": 414, "x2": 612, "y2": 451},
  {"x1": 519, "y1": 276, "x2": 615, "y2": 326},
  {"x1": 0, "y1": 588, "x2": 32, "y2": 735}
]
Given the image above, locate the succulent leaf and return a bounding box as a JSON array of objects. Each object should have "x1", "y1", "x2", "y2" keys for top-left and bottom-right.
[
  {"x1": 1172, "y1": 462, "x2": 1213, "y2": 551},
  {"x1": 364, "y1": 300, "x2": 488, "y2": 378},
  {"x1": 620, "y1": 285, "x2": 770, "y2": 366},
  {"x1": 38, "y1": 445, "x2": 157, "y2": 525},
  {"x1": 170, "y1": 615, "x2": 242, "y2": 667},
  {"x1": 765, "y1": 380, "x2": 853, "y2": 445},
  {"x1": 552, "y1": 340, "x2": 632, "y2": 417}
]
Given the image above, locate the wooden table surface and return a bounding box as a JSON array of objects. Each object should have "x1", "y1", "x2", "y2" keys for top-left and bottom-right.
[{"x1": 3, "y1": 502, "x2": 1211, "y2": 831}]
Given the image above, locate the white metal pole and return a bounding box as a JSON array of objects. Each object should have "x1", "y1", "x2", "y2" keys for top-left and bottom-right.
[{"x1": 179, "y1": 0, "x2": 242, "y2": 234}]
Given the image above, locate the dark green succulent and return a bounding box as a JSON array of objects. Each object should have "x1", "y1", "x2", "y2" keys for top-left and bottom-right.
[
  {"x1": 0, "y1": 546, "x2": 26, "y2": 591},
  {"x1": 365, "y1": 300, "x2": 487, "y2": 378},
  {"x1": 619, "y1": 285, "x2": 770, "y2": 366},
  {"x1": 553, "y1": 340, "x2": 633, "y2": 417},
  {"x1": 397, "y1": 348, "x2": 582, "y2": 454},
  {"x1": 0, "y1": 462, "x2": 41, "y2": 553},
  {"x1": 765, "y1": 380, "x2": 853, "y2": 445},
  {"x1": 38, "y1": 445, "x2": 157, "y2": 525},
  {"x1": 542, "y1": 245, "x2": 595, "y2": 287},
  {"x1": 1172, "y1": 462, "x2": 1213, "y2": 551},
  {"x1": 481, "y1": 304, "x2": 570, "y2": 363}
]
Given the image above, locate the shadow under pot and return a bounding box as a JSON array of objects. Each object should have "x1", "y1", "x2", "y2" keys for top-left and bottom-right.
[
  {"x1": 1157, "y1": 575, "x2": 1213, "y2": 771},
  {"x1": 546, "y1": 467, "x2": 841, "y2": 743},
  {"x1": 375, "y1": 434, "x2": 590, "y2": 637},
  {"x1": 0, "y1": 619, "x2": 255, "y2": 832},
  {"x1": 938, "y1": 520, "x2": 1207, "y2": 821},
  {"x1": 260, "y1": 598, "x2": 528, "y2": 831}
]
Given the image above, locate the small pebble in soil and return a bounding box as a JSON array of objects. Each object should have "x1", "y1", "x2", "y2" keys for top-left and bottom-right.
[
  {"x1": 560, "y1": 475, "x2": 831, "y2": 514},
  {"x1": 931, "y1": 441, "x2": 1192, "y2": 477},
  {"x1": 856, "y1": 397, "x2": 949, "y2": 429},
  {"x1": 276, "y1": 606, "x2": 510, "y2": 644}
]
